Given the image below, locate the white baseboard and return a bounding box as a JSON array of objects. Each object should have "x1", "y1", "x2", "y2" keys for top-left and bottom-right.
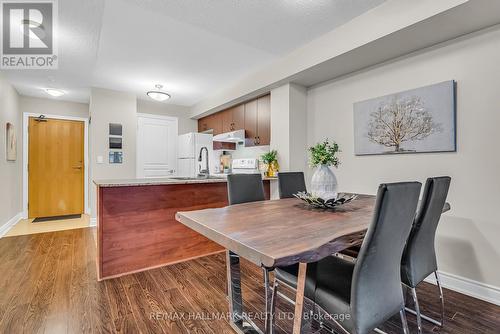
[
  {"x1": 425, "y1": 270, "x2": 500, "y2": 307},
  {"x1": 90, "y1": 218, "x2": 97, "y2": 227},
  {"x1": 0, "y1": 212, "x2": 22, "y2": 237}
]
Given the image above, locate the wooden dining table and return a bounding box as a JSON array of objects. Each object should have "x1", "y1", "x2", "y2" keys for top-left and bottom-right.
[{"x1": 175, "y1": 195, "x2": 450, "y2": 334}]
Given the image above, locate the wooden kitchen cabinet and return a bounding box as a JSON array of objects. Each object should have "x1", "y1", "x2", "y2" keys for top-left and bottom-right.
[
  {"x1": 221, "y1": 109, "x2": 233, "y2": 133},
  {"x1": 198, "y1": 117, "x2": 209, "y2": 132},
  {"x1": 199, "y1": 113, "x2": 223, "y2": 135},
  {"x1": 257, "y1": 95, "x2": 270, "y2": 145},
  {"x1": 232, "y1": 104, "x2": 245, "y2": 130},
  {"x1": 245, "y1": 94, "x2": 270, "y2": 146},
  {"x1": 198, "y1": 94, "x2": 270, "y2": 145},
  {"x1": 221, "y1": 105, "x2": 245, "y2": 133},
  {"x1": 244, "y1": 99, "x2": 258, "y2": 146}
]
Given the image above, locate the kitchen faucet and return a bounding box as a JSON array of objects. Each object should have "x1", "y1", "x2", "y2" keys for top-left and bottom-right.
[{"x1": 198, "y1": 146, "x2": 210, "y2": 177}]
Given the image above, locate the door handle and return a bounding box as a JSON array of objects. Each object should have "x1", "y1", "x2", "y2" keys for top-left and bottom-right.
[{"x1": 72, "y1": 166, "x2": 82, "y2": 169}]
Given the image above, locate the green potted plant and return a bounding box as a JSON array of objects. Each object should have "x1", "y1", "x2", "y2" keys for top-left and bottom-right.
[
  {"x1": 308, "y1": 139, "x2": 340, "y2": 200},
  {"x1": 261, "y1": 150, "x2": 279, "y2": 177}
]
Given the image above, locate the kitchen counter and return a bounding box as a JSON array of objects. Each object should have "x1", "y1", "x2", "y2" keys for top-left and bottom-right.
[
  {"x1": 94, "y1": 175, "x2": 277, "y2": 187},
  {"x1": 93, "y1": 177, "x2": 227, "y2": 187},
  {"x1": 94, "y1": 177, "x2": 271, "y2": 280}
]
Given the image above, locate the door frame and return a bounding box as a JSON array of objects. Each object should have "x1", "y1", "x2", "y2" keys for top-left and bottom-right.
[
  {"x1": 22, "y1": 113, "x2": 90, "y2": 219},
  {"x1": 136, "y1": 113, "x2": 178, "y2": 178}
]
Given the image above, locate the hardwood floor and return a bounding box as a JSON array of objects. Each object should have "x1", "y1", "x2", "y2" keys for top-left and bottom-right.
[{"x1": 0, "y1": 228, "x2": 499, "y2": 333}]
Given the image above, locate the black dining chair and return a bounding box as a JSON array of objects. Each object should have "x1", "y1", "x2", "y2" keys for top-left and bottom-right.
[
  {"x1": 227, "y1": 173, "x2": 265, "y2": 205},
  {"x1": 277, "y1": 171, "x2": 307, "y2": 199},
  {"x1": 271, "y1": 182, "x2": 422, "y2": 334},
  {"x1": 226, "y1": 173, "x2": 270, "y2": 330},
  {"x1": 401, "y1": 176, "x2": 451, "y2": 334}
]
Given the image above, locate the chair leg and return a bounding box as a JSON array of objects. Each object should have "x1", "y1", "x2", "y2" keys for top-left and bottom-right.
[
  {"x1": 270, "y1": 277, "x2": 279, "y2": 334},
  {"x1": 411, "y1": 288, "x2": 423, "y2": 334},
  {"x1": 263, "y1": 268, "x2": 272, "y2": 333},
  {"x1": 435, "y1": 271, "x2": 445, "y2": 327},
  {"x1": 400, "y1": 308, "x2": 410, "y2": 334}
]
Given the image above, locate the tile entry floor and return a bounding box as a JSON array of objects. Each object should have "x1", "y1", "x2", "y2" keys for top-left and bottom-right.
[{"x1": 4, "y1": 214, "x2": 91, "y2": 237}]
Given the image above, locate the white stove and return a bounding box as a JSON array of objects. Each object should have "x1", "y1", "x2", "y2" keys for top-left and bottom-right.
[{"x1": 231, "y1": 158, "x2": 260, "y2": 174}]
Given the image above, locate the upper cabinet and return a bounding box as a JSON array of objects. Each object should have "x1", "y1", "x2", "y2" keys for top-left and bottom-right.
[
  {"x1": 244, "y1": 100, "x2": 258, "y2": 146},
  {"x1": 198, "y1": 113, "x2": 223, "y2": 135},
  {"x1": 232, "y1": 105, "x2": 245, "y2": 131},
  {"x1": 198, "y1": 94, "x2": 270, "y2": 146},
  {"x1": 209, "y1": 113, "x2": 223, "y2": 135},
  {"x1": 256, "y1": 95, "x2": 270, "y2": 146},
  {"x1": 245, "y1": 95, "x2": 270, "y2": 146},
  {"x1": 221, "y1": 104, "x2": 245, "y2": 133},
  {"x1": 198, "y1": 117, "x2": 208, "y2": 132},
  {"x1": 221, "y1": 109, "x2": 233, "y2": 133}
]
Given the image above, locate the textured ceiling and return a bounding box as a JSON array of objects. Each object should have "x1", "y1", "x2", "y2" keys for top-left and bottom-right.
[
  {"x1": 3, "y1": 0, "x2": 386, "y2": 105},
  {"x1": 2, "y1": 0, "x2": 104, "y2": 103},
  {"x1": 120, "y1": 0, "x2": 387, "y2": 56}
]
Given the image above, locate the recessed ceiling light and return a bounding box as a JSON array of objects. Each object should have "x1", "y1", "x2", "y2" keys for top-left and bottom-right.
[
  {"x1": 44, "y1": 88, "x2": 65, "y2": 97},
  {"x1": 147, "y1": 84, "x2": 171, "y2": 102}
]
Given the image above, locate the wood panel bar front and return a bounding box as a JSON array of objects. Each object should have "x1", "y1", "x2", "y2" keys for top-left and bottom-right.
[{"x1": 96, "y1": 180, "x2": 270, "y2": 280}]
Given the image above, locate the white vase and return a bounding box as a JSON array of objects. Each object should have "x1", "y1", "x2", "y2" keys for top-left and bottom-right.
[{"x1": 310, "y1": 165, "x2": 338, "y2": 200}]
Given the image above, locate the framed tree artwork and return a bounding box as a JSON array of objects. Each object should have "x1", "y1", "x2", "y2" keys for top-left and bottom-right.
[
  {"x1": 6, "y1": 122, "x2": 16, "y2": 161},
  {"x1": 353, "y1": 81, "x2": 456, "y2": 155}
]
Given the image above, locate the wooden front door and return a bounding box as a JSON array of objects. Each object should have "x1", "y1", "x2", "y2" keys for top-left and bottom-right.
[{"x1": 28, "y1": 117, "x2": 84, "y2": 218}]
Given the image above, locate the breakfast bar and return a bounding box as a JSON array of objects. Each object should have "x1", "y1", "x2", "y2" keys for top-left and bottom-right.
[{"x1": 94, "y1": 177, "x2": 270, "y2": 280}]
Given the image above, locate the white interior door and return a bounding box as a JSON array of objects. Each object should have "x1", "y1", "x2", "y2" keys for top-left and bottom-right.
[{"x1": 137, "y1": 114, "x2": 178, "y2": 178}]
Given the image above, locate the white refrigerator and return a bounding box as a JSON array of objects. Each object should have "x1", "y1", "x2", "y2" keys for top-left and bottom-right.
[{"x1": 177, "y1": 132, "x2": 213, "y2": 177}]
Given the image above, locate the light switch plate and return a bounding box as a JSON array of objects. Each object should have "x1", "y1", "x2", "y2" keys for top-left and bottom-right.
[{"x1": 97, "y1": 155, "x2": 104, "y2": 164}]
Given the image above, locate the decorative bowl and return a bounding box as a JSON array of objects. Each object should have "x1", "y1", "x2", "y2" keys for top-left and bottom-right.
[{"x1": 293, "y1": 192, "x2": 358, "y2": 209}]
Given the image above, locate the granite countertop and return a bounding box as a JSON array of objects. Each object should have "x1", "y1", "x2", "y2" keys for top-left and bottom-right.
[
  {"x1": 94, "y1": 175, "x2": 277, "y2": 187},
  {"x1": 93, "y1": 177, "x2": 227, "y2": 187}
]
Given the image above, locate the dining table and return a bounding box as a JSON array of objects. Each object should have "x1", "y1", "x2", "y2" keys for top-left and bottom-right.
[{"x1": 175, "y1": 194, "x2": 450, "y2": 334}]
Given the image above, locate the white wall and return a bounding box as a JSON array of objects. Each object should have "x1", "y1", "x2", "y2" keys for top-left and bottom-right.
[
  {"x1": 270, "y1": 85, "x2": 291, "y2": 169},
  {"x1": 137, "y1": 99, "x2": 196, "y2": 135},
  {"x1": 0, "y1": 74, "x2": 21, "y2": 231},
  {"x1": 270, "y1": 83, "x2": 307, "y2": 172},
  {"x1": 269, "y1": 83, "x2": 307, "y2": 199},
  {"x1": 20, "y1": 96, "x2": 89, "y2": 118},
  {"x1": 230, "y1": 145, "x2": 269, "y2": 161},
  {"x1": 288, "y1": 84, "x2": 308, "y2": 172},
  {"x1": 89, "y1": 88, "x2": 137, "y2": 216},
  {"x1": 307, "y1": 26, "x2": 500, "y2": 289}
]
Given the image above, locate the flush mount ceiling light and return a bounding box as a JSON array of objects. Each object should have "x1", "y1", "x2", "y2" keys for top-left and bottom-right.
[
  {"x1": 44, "y1": 88, "x2": 65, "y2": 97},
  {"x1": 147, "y1": 84, "x2": 171, "y2": 102}
]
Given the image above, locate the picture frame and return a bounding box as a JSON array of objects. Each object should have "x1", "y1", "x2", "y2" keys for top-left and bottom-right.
[
  {"x1": 6, "y1": 122, "x2": 16, "y2": 161},
  {"x1": 353, "y1": 81, "x2": 456, "y2": 155}
]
